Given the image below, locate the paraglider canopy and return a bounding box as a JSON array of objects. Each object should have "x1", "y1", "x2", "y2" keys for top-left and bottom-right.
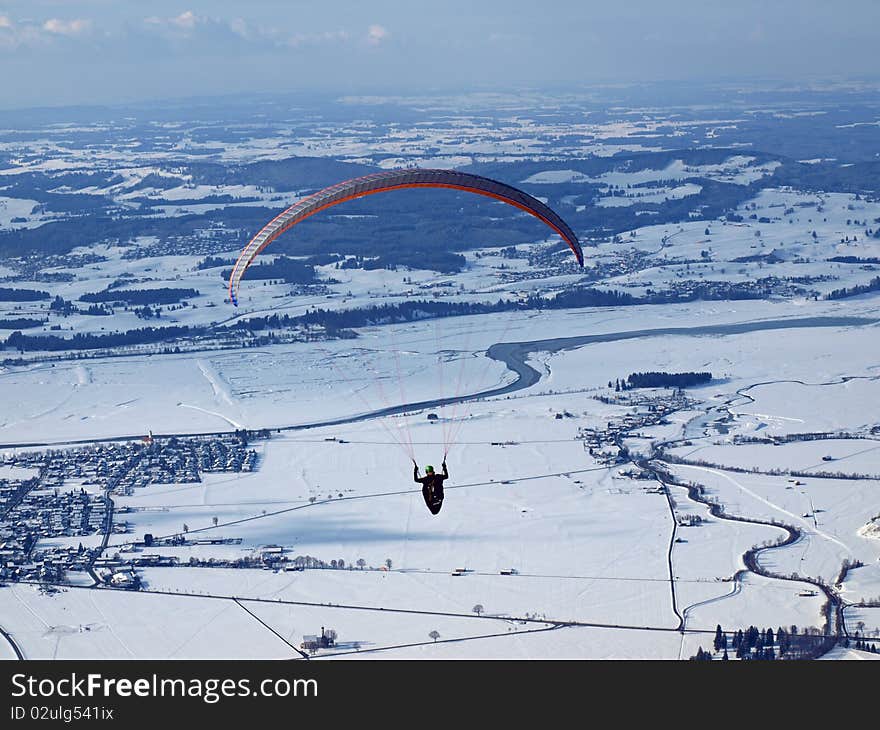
[{"x1": 227, "y1": 167, "x2": 583, "y2": 305}]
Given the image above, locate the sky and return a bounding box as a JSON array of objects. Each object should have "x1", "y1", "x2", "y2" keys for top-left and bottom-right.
[{"x1": 0, "y1": 1, "x2": 878, "y2": 109}]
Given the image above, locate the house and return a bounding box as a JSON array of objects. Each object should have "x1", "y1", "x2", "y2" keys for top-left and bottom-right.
[
  {"x1": 301, "y1": 627, "x2": 336, "y2": 653},
  {"x1": 260, "y1": 545, "x2": 284, "y2": 562},
  {"x1": 301, "y1": 635, "x2": 321, "y2": 653}
]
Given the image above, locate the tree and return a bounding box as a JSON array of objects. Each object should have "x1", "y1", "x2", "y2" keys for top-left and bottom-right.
[
  {"x1": 714, "y1": 624, "x2": 724, "y2": 651},
  {"x1": 385, "y1": 559, "x2": 392, "y2": 570},
  {"x1": 473, "y1": 604, "x2": 484, "y2": 617},
  {"x1": 212, "y1": 516, "x2": 218, "y2": 527},
  {"x1": 183, "y1": 523, "x2": 189, "y2": 533},
  {"x1": 777, "y1": 627, "x2": 789, "y2": 656},
  {"x1": 357, "y1": 558, "x2": 366, "y2": 570},
  {"x1": 429, "y1": 630, "x2": 440, "y2": 643}
]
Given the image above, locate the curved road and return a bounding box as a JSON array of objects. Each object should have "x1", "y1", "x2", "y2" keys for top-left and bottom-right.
[{"x1": 0, "y1": 623, "x2": 23, "y2": 660}]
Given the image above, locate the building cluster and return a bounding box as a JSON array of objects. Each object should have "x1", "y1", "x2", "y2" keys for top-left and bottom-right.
[
  {"x1": 12, "y1": 487, "x2": 107, "y2": 538},
  {"x1": 580, "y1": 389, "x2": 695, "y2": 465},
  {"x1": 121, "y1": 228, "x2": 238, "y2": 260},
  {"x1": 4, "y1": 252, "x2": 107, "y2": 283},
  {"x1": 0, "y1": 434, "x2": 260, "y2": 586},
  {"x1": 648, "y1": 274, "x2": 825, "y2": 301},
  {"x1": 496, "y1": 255, "x2": 584, "y2": 283},
  {"x1": 6, "y1": 436, "x2": 256, "y2": 497},
  {"x1": 0, "y1": 486, "x2": 110, "y2": 582}
]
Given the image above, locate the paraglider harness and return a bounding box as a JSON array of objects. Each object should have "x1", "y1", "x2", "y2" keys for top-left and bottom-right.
[{"x1": 414, "y1": 461, "x2": 448, "y2": 515}]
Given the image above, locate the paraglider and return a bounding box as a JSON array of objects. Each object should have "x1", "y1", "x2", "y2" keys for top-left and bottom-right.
[
  {"x1": 228, "y1": 167, "x2": 583, "y2": 515},
  {"x1": 227, "y1": 167, "x2": 583, "y2": 306},
  {"x1": 414, "y1": 461, "x2": 449, "y2": 515}
]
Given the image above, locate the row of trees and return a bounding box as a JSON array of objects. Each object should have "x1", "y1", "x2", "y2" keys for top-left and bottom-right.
[
  {"x1": 5, "y1": 324, "x2": 193, "y2": 352},
  {"x1": 626, "y1": 371, "x2": 712, "y2": 389},
  {"x1": 79, "y1": 287, "x2": 200, "y2": 305},
  {"x1": 0, "y1": 287, "x2": 50, "y2": 301},
  {"x1": 847, "y1": 638, "x2": 879, "y2": 653},
  {"x1": 220, "y1": 256, "x2": 318, "y2": 284},
  {"x1": 828, "y1": 255, "x2": 880, "y2": 264},
  {"x1": 0, "y1": 317, "x2": 45, "y2": 329},
  {"x1": 50, "y1": 295, "x2": 111, "y2": 317},
  {"x1": 694, "y1": 624, "x2": 837, "y2": 660},
  {"x1": 826, "y1": 275, "x2": 880, "y2": 300}
]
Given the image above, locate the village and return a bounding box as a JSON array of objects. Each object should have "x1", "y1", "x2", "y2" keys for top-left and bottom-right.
[
  {"x1": 0, "y1": 433, "x2": 259, "y2": 587},
  {"x1": 579, "y1": 387, "x2": 696, "y2": 466}
]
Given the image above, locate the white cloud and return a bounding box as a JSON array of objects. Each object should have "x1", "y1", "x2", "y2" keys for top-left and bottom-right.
[
  {"x1": 42, "y1": 18, "x2": 91, "y2": 36},
  {"x1": 287, "y1": 29, "x2": 350, "y2": 47},
  {"x1": 0, "y1": 14, "x2": 69, "y2": 49},
  {"x1": 366, "y1": 24, "x2": 389, "y2": 46},
  {"x1": 137, "y1": 12, "x2": 388, "y2": 53},
  {"x1": 229, "y1": 17, "x2": 249, "y2": 39},
  {"x1": 143, "y1": 10, "x2": 203, "y2": 36},
  {"x1": 170, "y1": 11, "x2": 198, "y2": 31}
]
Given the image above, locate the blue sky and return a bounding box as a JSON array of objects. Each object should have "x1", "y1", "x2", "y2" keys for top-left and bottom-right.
[{"x1": 1, "y1": 1, "x2": 878, "y2": 109}]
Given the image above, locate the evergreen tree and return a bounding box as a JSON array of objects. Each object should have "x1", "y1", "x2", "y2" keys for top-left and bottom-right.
[
  {"x1": 777, "y1": 627, "x2": 788, "y2": 656},
  {"x1": 714, "y1": 624, "x2": 724, "y2": 652}
]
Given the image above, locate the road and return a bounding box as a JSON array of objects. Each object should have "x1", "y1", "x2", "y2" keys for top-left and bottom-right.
[{"x1": 0, "y1": 622, "x2": 23, "y2": 660}]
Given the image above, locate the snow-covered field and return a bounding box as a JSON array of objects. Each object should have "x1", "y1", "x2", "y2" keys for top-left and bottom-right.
[
  {"x1": 729, "y1": 380, "x2": 880, "y2": 438},
  {"x1": 0, "y1": 308, "x2": 875, "y2": 659},
  {"x1": 1, "y1": 98, "x2": 879, "y2": 660}
]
